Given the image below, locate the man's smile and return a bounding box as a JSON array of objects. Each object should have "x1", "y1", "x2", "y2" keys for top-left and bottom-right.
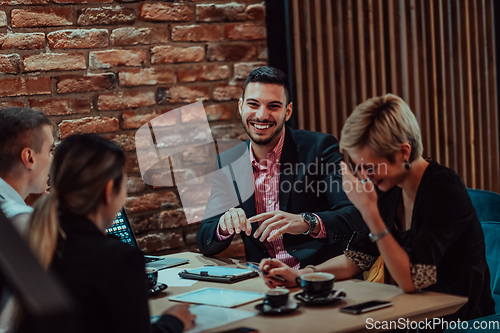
[{"x1": 249, "y1": 121, "x2": 275, "y2": 133}]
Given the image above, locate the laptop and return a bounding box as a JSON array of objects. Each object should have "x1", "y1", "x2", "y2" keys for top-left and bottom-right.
[{"x1": 106, "y1": 209, "x2": 189, "y2": 270}]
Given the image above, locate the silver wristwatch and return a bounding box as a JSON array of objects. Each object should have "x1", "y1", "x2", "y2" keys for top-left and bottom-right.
[
  {"x1": 302, "y1": 213, "x2": 317, "y2": 236},
  {"x1": 369, "y1": 229, "x2": 390, "y2": 243}
]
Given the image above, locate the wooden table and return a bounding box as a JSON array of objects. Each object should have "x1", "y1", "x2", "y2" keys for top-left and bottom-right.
[{"x1": 149, "y1": 252, "x2": 467, "y2": 333}]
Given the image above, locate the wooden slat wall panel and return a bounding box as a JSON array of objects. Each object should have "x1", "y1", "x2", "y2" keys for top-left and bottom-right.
[
  {"x1": 289, "y1": 0, "x2": 500, "y2": 192},
  {"x1": 471, "y1": 0, "x2": 484, "y2": 189},
  {"x1": 485, "y1": 0, "x2": 500, "y2": 191}
]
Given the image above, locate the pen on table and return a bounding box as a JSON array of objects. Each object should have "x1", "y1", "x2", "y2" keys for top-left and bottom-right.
[{"x1": 246, "y1": 262, "x2": 286, "y2": 282}]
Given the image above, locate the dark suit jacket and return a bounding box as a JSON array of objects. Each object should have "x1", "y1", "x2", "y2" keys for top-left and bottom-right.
[
  {"x1": 50, "y1": 213, "x2": 183, "y2": 333},
  {"x1": 196, "y1": 126, "x2": 365, "y2": 267}
]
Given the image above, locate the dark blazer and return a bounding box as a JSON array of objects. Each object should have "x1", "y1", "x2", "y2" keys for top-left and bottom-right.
[
  {"x1": 197, "y1": 126, "x2": 365, "y2": 267},
  {"x1": 50, "y1": 214, "x2": 183, "y2": 333},
  {"x1": 348, "y1": 160, "x2": 495, "y2": 321}
]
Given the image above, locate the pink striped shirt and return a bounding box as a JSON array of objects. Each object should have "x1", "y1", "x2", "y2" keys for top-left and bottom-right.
[
  {"x1": 217, "y1": 130, "x2": 326, "y2": 269},
  {"x1": 250, "y1": 131, "x2": 326, "y2": 269}
]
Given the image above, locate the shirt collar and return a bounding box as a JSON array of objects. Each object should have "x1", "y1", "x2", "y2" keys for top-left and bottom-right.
[
  {"x1": 0, "y1": 177, "x2": 33, "y2": 219},
  {"x1": 249, "y1": 129, "x2": 285, "y2": 170},
  {"x1": 0, "y1": 177, "x2": 27, "y2": 205}
]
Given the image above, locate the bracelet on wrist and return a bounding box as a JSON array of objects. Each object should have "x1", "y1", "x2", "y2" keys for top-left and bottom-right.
[
  {"x1": 369, "y1": 228, "x2": 390, "y2": 243},
  {"x1": 304, "y1": 265, "x2": 317, "y2": 273}
]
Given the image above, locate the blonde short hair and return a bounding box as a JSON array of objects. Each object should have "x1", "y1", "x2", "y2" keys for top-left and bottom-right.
[{"x1": 340, "y1": 94, "x2": 423, "y2": 163}]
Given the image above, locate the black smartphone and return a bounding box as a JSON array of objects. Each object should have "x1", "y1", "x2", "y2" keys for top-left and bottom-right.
[
  {"x1": 340, "y1": 300, "x2": 393, "y2": 314},
  {"x1": 216, "y1": 327, "x2": 258, "y2": 333},
  {"x1": 246, "y1": 262, "x2": 286, "y2": 282}
]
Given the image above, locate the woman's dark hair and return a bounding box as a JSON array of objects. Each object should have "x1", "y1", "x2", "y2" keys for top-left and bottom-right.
[{"x1": 27, "y1": 134, "x2": 126, "y2": 268}]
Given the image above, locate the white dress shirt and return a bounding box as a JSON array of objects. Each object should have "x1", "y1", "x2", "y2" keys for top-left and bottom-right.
[
  {"x1": 0, "y1": 178, "x2": 32, "y2": 233},
  {"x1": 0, "y1": 177, "x2": 33, "y2": 333}
]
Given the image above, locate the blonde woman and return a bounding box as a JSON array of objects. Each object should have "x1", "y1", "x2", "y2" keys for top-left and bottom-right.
[
  {"x1": 24, "y1": 134, "x2": 195, "y2": 333},
  {"x1": 260, "y1": 94, "x2": 494, "y2": 322}
]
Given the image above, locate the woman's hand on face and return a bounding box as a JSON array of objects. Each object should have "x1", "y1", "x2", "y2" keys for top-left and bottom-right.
[
  {"x1": 340, "y1": 161, "x2": 379, "y2": 218},
  {"x1": 259, "y1": 258, "x2": 299, "y2": 288},
  {"x1": 164, "y1": 303, "x2": 196, "y2": 331}
]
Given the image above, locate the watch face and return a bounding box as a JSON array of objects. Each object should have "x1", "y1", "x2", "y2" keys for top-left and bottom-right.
[
  {"x1": 302, "y1": 213, "x2": 317, "y2": 236},
  {"x1": 303, "y1": 213, "x2": 315, "y2": 222}
]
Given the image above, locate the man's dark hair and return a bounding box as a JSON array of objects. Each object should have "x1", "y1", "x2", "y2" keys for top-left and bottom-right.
[
  {"x1": 0, "y1": 107, "x2": 50, "y2": 176},
  {"x1": 242, "y1": 66, "x2": 291, "y2": 104}
]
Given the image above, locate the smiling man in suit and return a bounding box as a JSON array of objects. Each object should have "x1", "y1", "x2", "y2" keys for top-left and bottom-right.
[{"x1": 197, "y1": 66, "x2": 364, "y2": 268}]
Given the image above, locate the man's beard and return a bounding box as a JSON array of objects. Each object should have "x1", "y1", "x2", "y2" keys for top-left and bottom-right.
[{"x1": 241, "y1": 114, "x2": 286, "y2": 146}]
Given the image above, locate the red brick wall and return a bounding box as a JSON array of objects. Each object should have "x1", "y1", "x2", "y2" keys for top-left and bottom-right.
[{"x1": 0, "y1": 0, "x2": 267, "y2": 255}]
